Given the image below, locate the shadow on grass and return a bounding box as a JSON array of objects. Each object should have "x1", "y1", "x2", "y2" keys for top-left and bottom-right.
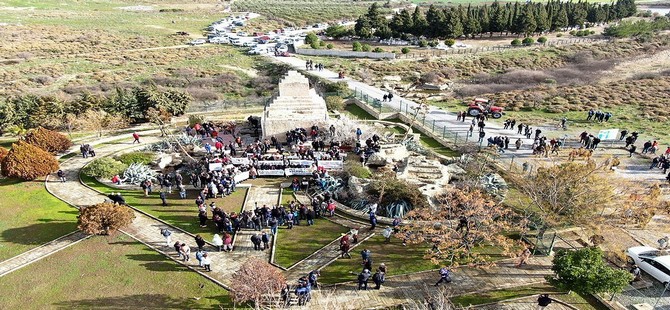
[
  {"x1": 52, "y1": 293, "x2": 226, "y2": 309},
  {"x1": 1, "y1": 222, "x2": 78, "y2": 245}
]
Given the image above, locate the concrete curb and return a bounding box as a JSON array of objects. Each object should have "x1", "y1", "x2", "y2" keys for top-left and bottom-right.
[{"x1": 231, "y1": 184, "x2": 252, "y2": 251}]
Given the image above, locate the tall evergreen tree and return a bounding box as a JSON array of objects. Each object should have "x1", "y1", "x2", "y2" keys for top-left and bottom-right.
[
  {"x1": 519, "y1": 3, "x2": 537, "y2": 36},
  {"x1": 355, "y1": 16, "x2": 374, "y2": 38},
  {"x1": 365, "y1": 2, "x2": 387, "y2": 29},
  {"x1": 479, "y1": 5, "x2": 490, "y2": 36},
  {"x1": 399, "y1": 8, "x2": 414, "y2": 34},
  {"x1": 464, "y1": 4, "x2": 481, "y2": 38},
  {"x1": 490, "y1": 1, "x2": 508, "y2": 35},
  {"x1": 552, "y1": 4, "x2": 569, "y2": 31},
  {"x1": 425, "y1": 5, "x2": 446, "y2": 37},
  {"x1": 445, "y1": 7, "x2": 464, "y2": 38},
  {"x1": 412, "y1": 6, "x2": 428, "y2": 36},
  {"x1": 535, "y1": 3, "x2": 550, "y2": 33}
]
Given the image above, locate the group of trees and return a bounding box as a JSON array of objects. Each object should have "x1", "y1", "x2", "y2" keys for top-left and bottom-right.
[
  {"x1": 351, "y1": 0, "x2": 636, "y2": 40},
  {"x1": 0, "y1": 127, "x2": 71, "y2": 180},
  {"x1": 0, "y1": 86, "x2": 192, "y2": 135}
]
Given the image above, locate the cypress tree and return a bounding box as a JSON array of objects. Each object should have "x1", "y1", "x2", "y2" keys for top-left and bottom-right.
[
  {"x1": 412, "y1": 6, "x2": 428, "y2": 36},
  {"x1": 519, "y1": 3, "x2": 537, "y2": 36},
  {"x1": 535, "y1": 3, "x2": 550, "y2": 33},
  {"x1": 445, "y1": 7, "x2": 464, "y2": 38},
  {"x1": 479, "y1": 5, "x2": 490, "y2": 36},
  {"x1": 553, "y1": 4, "x2": 569, "y2": 31}
]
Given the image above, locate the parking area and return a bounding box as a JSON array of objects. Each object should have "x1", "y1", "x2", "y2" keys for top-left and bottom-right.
[{"x1": 614, "y1": 273, "x2": 670, "y2": 309}]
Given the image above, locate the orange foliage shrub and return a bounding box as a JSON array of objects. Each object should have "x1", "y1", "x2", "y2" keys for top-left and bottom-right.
[
  {"x1": 0, "y1": 147, "x2": 8, "y2": 165},
  {"x1": 1, "y1": 140, "x2": 59, "y2": 180},
  {"x1": 78, "y1": 202, "x2": 135, "y2": 235},
  {"x1": 24, "y1": 127, "x2": 72, "y2": 153}
]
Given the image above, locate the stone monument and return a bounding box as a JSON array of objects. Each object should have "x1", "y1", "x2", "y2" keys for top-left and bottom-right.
[{"x1": 261, "y1": 70, "x2": 328, "y2": 141}]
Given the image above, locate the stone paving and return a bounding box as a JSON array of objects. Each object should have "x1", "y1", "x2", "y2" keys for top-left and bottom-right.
[
  {"x1": 477, "y1": 295, "x2": 574, "y2": 310},
  {"x1": 233, "y1": 185, "x2": 279, "y2": 257}
]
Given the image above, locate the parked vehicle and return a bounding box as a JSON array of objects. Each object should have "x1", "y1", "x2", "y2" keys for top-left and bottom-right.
[
  {"x1": 466, "y1": 98, "x2": 504, "y2": 119},
  {"x1": 208, "y1": 37, "x2": 228, "y2": 44},
  {"x1": 188, "y1": 38, "x2": 207, "y2": 46},
  {"x1": 248, "y1": 48, "x2": 263, "y2": 55},
  {"x1": 229, "y1": 37, "x2": 242, "y2": 46},
  {"x1": 627, "y1": 246, "x2": 670, "y2": 284}
]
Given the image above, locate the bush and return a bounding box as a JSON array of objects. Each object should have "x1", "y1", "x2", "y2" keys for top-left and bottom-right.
[
  {"x1": 326, "y1": 43, "x2": 334, "y2": 49},
  {"x1": 401, "y1": 47, "x2": 410, "y2": 54},
  {"x1": 1, "y1": 141, "x2": 59, "y2": 180},
  {"x1": 310, "y1": 41, "x2": 320, "y2": 49},
  {"x1": 444, "y1": 39, "x2": 456, "y2": 47},
  {"x1": 427, "y1": 41, "x2": 438, "y2": 47},
  {"x1": 83, "y1": 157, "x2": 128, "y2": 179},
  {"x1": 0, "y1": 147, "x2": 9, "y2": 167},
  {"x1": 319, "y1": 40, "x2": 326, "y2": 47},
  {"x1": 372, "y1": 47, "x2": 384, "y2": 53},
  {"x1": 556, "y1": 33, "x2": 563, "y2": 37},
  {"x1": 24, "y1": 127, "x2": 72, "y2": 154},
  {"x1": 511, "y1": 39, "x2": 522, "y2": 46},
  {"x1": 115, "y1": 152, "x2": 156, "y2": 165},
  {"x1": 304, "y1": 32, "x2": 319, "y2": 45},
  {"x1": 361, "y1": 44, "x2": 371, "y2": 52},
  {"x1": 418, "y1": 39, "x2": 428, "y2": 47},
  {"x1": 352, "y1": 41, "x2": 362, "y2": 51},
  {"x1": 345, "y1": 162, "x2": 371, "y2": 179},
  {"x1": 325, "y1": 96, "x2": 345, "y2": 111},
  {"x1": 78, "y1": 202, "x2": 135, "y2": 235},
  {"x1": 537, "y1": 37, "x2": 548, "y2": 44},
  {"x1": 522, "y1": 37, "x2": 535, "y2": 46},
  {"x1": 188, "y1": 115, "x2": 205, "y2": 128}
]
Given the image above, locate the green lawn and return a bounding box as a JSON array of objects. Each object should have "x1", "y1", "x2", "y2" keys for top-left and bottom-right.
[
  {"x1": 0, "y1": 234, "x2": 234, "y2": 309},
  {"x1": 81, "y1": 175, "x2": 247, "y2": 241},
  {"x1": 281, "y1": 187, "x2": 295, "y2": 205},
  {"x1": 344, "y1": 104, "x2": 376, "y2": 120},
  {"x1": 451, "y1": 283, "x2": 608, "y2": 310},
  {"x1": 318, "y1": 234, "x2": 440, "y2": 284},
  {"x1": 273, "y1": 217, "x2": 349, "y2": 269},
  {"x1": 415, "y1": 130, "x2": 462, "y2": 157},
  {"x1": 0, "y1": 178, "x2": 78, "y2": 261},
  {"x1": 0, "y1": 139, "x2": 17, "y2": 149}
]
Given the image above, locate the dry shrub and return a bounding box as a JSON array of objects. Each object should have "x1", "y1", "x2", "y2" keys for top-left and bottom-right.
[
  {"x1": 187, "y1": 88, "x2": 219, "y2": 102},
  {"x1": 24, "y1": 127, "x2": 72, "y2": 153},
  {"x1": 231, "y1": 258, "x2": 286, "y2": 306},
  {"x1": 78, "y1": 202, "x2": 135, "y2": 235},
  {"x1": 0, "y1": 147, "x2": 8, "y2": 164},
  {"x1": 1, "y1": 140, "x2": 59, "y2": 180},
  {"x1": 420, "y1": 71, "x2": 442, "y2": 84}
]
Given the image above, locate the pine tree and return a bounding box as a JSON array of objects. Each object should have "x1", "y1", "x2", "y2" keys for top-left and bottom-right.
[
  {"x1": 552, "y1": 4, "x2": 569, "y2": 31},
  {"x1": 355, "y1": 16, "x2": 374, "y2": 38},
  {"x1": 479, "y1": 5, "x2": 490, "y2": 36},
  {"x1": 464, "y1": 5, "x2": 481, "y2": 38},
  {"x1": 425, "y1": 5, "x2": 446, "y2": 37},
  {"x1": 412, "y1": 6, "x2": 428, "y2": 36},
  {"x1": 399, "y1": 8, "x2": 414, "y2": 34},
  {"x1": 445, "y1": 7, "x2": 464, "y2": 38},
  {"x1": 365, "y1": 2, "x2": 386, "y2": 29},
  {"x1": 510, "y1": 2, "x2": 521, "y2": 35},
  {"x1": 519, "y1": 3, "x2": 537, "y2": 36},
  {"x1": 490, "y1": 1, "x2": 507, "y2": 35},
  {"x1": 535, "y1": 3, "x2": 550, "y2": 33}
]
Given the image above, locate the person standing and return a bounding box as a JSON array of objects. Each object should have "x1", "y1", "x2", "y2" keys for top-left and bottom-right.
[
  {"x1": 195, "y1": 234, "x2": 206, "y2": 251},
  {"x1": 195, "y1": 249, "x2": 206, "y2": 267},
  {"x1": 161, "y1": 228, "x2": 172, "y2": 247},
  {"x1": 212, "y1": 233, "x2": 223, "y2": 251},
  {"x1": 251, "y1": 233, "x2": 261, "y2": 251},
  {"x1": 160, "y1": 191, "x2": 168, "y2": 206},
  {"x1": 515, "y1": 138, "x2": 523, "y2": 150},
  {"x1": 132, "y1": 132, "x2": 140, "y2": 144},
  {"x1": 537, "y1": 294, "x2": 552, "y2": 309},
  {"x1": 57, "y1": 169, "x2": 66, "y2": 182},
  {"x1": 174, "y1": 241, "x2": 183, "y2": 259},
  {"x1": 358, "y1": 269, "x2": 371, "y2": 290},
  {"x1": 356, "y1": 128, "x2": 362, "y2": 140},
  {"x1": 201, "y1": 253, "x2": 212, "y2": 272},
  {"x1": 373, "y1": 270, "x2": 383, "y2": 289},
  {"x1": 308, "y1": 270, "x2": 320, "y2": 289},
  {"x1": 180, "y1": 243, "x2": 191, "y2": 262},
  {"x1": 516, "y1": 248, "x2": 532, "y2": 267},
  {"x1": 629, "y1": 145, "x2": 637, "y2": 158},
  {"x1": 261, "y1": 231, "x2": 270, "y2": 250},
  {"x1": 435, "y1": 267, "x2": 452, "y2": 286}
]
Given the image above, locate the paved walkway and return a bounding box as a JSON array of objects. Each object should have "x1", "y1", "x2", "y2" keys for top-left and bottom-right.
[
  {"x1": 233, "y1": 185, "x2": 279, "y2": 258},
  {"x1": 477, "y1": 295, "x2": 574, "y2": 310},
  {"x1": 306, "y1": 256, "x2": 554, "y2": 308}
]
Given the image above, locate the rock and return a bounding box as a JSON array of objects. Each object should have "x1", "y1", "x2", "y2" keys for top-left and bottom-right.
[
  {"x1": 348, "y1": 176, "x2": 370, "y2": 196},
  {"x1": 158, "y1": 154, "x2": 173, "y2": 169},
  {"x1": 421, "y1": 83, "x2": 450, "y2": 90},
  {"x1": 445, "y1": 163, "x2": 466, "y2": 175},
  {"x1": 383, "y1": 75, "x2": 402, "y2": 81},
  {"x1": 366, "y1": 153, "x2": 390, "y2": 166}
]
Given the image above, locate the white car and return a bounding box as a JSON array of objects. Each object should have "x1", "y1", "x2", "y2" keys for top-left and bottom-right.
[
  {"x1": 188, "y1": 39, "x2": 207, "y2": 46},
  {"x1": 208, "y1": 37, "x2": 228, "y2": 44},
  {"x1": 627, "y1": 246, "x2": 670, "y2": 284}
]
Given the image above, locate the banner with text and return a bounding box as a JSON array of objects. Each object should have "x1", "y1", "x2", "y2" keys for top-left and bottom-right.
[
  {"x1": 317, "y1": 160, "x2": 344, "y2": 170},
  {"x1": 285, "y1": 168, "x2": 313, "y2": 176},
  {"x1": 234, "y1": 171, "x2": 250, "y2": 183},
  {"x1": 258, "y1": 170, "x2": 285, "y2": 176},
  {"x1": 208, "y1": 163, "x2": 223, "y2": 171},
  {"x1": 230, "y1": 157, "x2": 250, "y2": 165}
]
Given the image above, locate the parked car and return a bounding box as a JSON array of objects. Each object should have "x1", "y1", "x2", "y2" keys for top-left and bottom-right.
[
  {"x1": 247, "y1": 48, "x2": 263, "y2": 55},
  {"x1": 627, "y1": 246, "x2": 670, "y2": 284},
  {"x1": 188, "y1": 39, "x2": 207, "y2": 46},
  {"x1": 208, "y1": 37, "x2": 228, "y2": 44}
]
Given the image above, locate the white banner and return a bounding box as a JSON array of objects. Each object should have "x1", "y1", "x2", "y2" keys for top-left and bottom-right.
[
  {"x1": 284, "y1": 155, "x2": 300, "y2": 160},
  {"x1": 230, "y1": 157, "x2": 250, "y2": 165},
  {"x1": 233, "y1": 171, "x2": 250, "y2": 183},
  {"x1": 317, "y1": 160, "x2": 344, "y2": 170},
  {"x1": 597, "y1": 129, "x2": 619, "y2": 140},
  {"x1": 258, "y1": 161, "x2": 284, "y2": 166},
  {"x1": 285, "y1": 168, "x2": 313, "y2": 176},
  {"x1": 208, "y1": 163, "x2": 223, "y2": 171},
  {"x1": 289, "y1": 159, "x2": 315, "y2": 166},
  {"x1": 258, "y1": 169, "x2": 285, "y2": 176}
]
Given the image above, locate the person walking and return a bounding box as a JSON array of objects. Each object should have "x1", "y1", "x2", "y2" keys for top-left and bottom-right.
[
  {"x1": 435, "y1": 267, "x2": 452, "y2": 286},
  {"x1": 195, "y1": 234, "x2": 206, "y2": 251},
  {"x1": 358, "y1": 269, "x2": 371, "y2": 290},
  {"x1": 161, "y1": 228, "x2": 172, "y2": 247},
  {"x1": 174, "y1": 241, "x2": 183, "y2": 259},
  {"x1": 373, "y1": 270, "x2": 383, "y2": 289},
  {"x1": 195, "y1": 249, "x2": 206, "y2": 267},
  {"x1": 629, "y1": 145, "x2": 637, "y2": 158},
  {"x1": 160, "y1": 190, "x2": 168, "y2": 206},
  {"x1": 212, "y1": 233, "x2": 223, "y2": 251},
  {"x1": 132, "y1": 132, "x2": 140, "y2": 144},
  {"x1": 308, "y1": 270, "x2": 320, "y2": 289},
  {"x1": 201, "y1": 253, "x2": 212, "y2": 272},
  {"x1": 180, "y1": 243, "x2": 191, "y2": 262}
]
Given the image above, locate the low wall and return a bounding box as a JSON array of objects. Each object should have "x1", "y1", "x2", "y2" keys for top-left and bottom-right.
[
  {"x1": 349, "y1": 99, "x2": 397, "y2": 120},
  {"x1": 295, "y1": 48, "x2": 396, "y2": 59}
]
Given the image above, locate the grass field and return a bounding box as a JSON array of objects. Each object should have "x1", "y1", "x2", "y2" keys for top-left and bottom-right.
[
  {"x1": 0, "y1": 234, "x2": 234, "y2": 309},
  {"x1": 451, "y1": 283, "x2": 608, "y2": 309},
  {"x1": 0, "y1": 178, "x2": 78, "y2": 261},
  {"x1": 273, "y1": 218, "x2": 349, "y2": 268},
  {"x1": 232, "y1": 0, "x2": 384, "y2": 26},
  {"x1": 81, "y1": 175, "x2": 247, "y2": 242}
]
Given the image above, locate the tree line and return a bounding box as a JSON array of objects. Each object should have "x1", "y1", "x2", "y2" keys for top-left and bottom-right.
[
  {"x1": 0, "y1": 86, "x2": 191, "y2": 134},
  {"x1": 350, "y1": 0, "x2": 636, "y2": 39}
]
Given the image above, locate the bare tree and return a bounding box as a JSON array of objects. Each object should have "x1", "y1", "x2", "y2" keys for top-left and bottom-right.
[
  {"x1": 231, "y1": 258, "x2": 286, "y2": 309},
  {"x1": 76, "y1": 109, "x2": 127, "y2": 138}
]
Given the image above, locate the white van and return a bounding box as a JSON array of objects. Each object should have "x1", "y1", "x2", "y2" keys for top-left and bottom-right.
[{"x1": 229, "y1": 37, "x2": 242, "y2": 46}]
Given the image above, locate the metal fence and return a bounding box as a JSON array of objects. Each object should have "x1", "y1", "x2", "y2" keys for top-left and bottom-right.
[{"x1": 187, "y1": 98, "x2": 267, "y2": 113}]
